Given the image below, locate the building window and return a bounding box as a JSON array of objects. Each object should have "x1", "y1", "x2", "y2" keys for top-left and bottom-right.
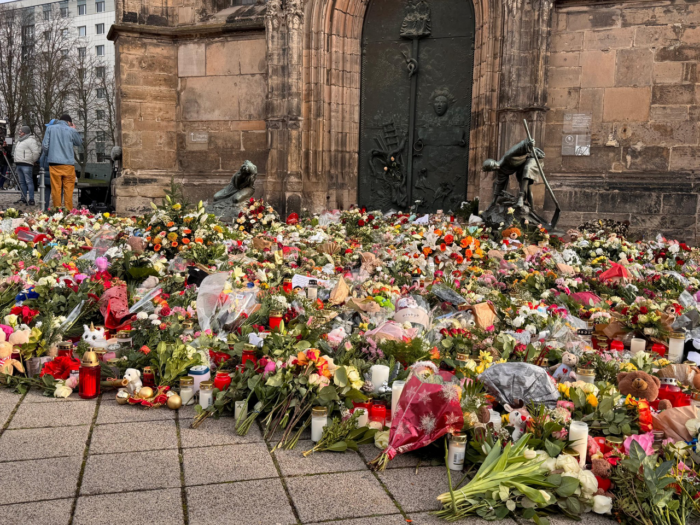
[
  {"x1": 96, "y1": 1, "x2": 105, "y2": 12},
  {"x1": 96, "y1": 109, "x2": 105, "y2": 120},
  {"x1": 62, "y1": 28, "x2": 68, "y2": 37},
  {"x1": 78, "y1": 47, "x2": 86, "y2": 58},
  {"x1": 21, "y1": 25, "x2": 34, "y2": 57},
  {"x1": 95, "y1": 66, "x2": 105, "y2": 78},
  {"x1": 96, "y1": 45, "x2": 104, "y2": 56},
  {"x1": 97, "y1": 88, "x2": 105, "y2": 98},
  {"x1": 234, "y1": 0, "x2": 255, "y2": 4},
  {"x1": 60, "y1": 7, "x2": 68, "y2": 17},
  {"x1": 61, "y1": 49, "x2": 69, "y2": 56},
  {"x1": 78, "y1": 4, "x2": 86, "y2": 15},
  {"x1": 78, "y1": 26, "x2": 86, "y2": 37},
  {"x1": 95, "y1": 23, "x2": 104, "y2": 34},
  {"x1": 43, "y1": 10, "x2": 50, "y2": 21},
  {"x1": 43, "y1": 30, "x2": 50, "y2": 41}
]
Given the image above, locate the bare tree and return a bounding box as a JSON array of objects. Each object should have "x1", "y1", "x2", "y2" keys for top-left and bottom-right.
[
  {"x1": 0, "y1": 5, "x2": 32, "y2": 138},
  {"x1": 69, "y1": 53, "x2": 102, "y2": 178},
  {"x1": 25, "y1": 5, "x2": 76, "y2": 140},
  {"x1": 98, "y1": 66, "x2": 117, "y2": 146}
]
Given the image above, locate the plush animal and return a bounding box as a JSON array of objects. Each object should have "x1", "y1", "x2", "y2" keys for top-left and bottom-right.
[
  {"x1": 0, "y1": 341, "x2": 23, "y2": 375},
  {"x1": 123, "y1": 368, "x2": 143, "y2": 395},
  {"x1": 507, "y1": 407, "x2": 530, "y2": 441},
  {"x1": 591, "y1": 457, "x2": 614, "y2": 496},
  {"x1": 82, "y1": 324, "x2": 110, "y2": 348},
  {"x1": 617, "y1": 371, "x2": 660, "y2": 402},
  {"x1": 549, "y1": 352, "x2": 579, "y2": 382}
]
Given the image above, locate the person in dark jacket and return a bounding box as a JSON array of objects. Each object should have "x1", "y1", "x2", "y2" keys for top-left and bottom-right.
[{"x1": 0, "y1": 138, "x2": 13, "y2": 190}]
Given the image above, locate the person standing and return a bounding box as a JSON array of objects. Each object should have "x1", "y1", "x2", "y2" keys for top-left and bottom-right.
[
  {"x1": 41, "y1": 114, "x2": 82, "y2": 210},
  {"x1": 12, "y1": 126, "x2": 41, "y2": 206},
  {"x1": 0, "y1": 138, "x2": 13, "y2": 190}
]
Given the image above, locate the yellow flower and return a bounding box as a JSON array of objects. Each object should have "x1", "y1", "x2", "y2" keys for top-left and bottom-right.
[
  {"x1": 167, "y1": 232, "x2": 178, "y2": 241},
  {"x1": 103, "y1": 212, "x2": 110, "y2": 218},
  {"x1": 172, "y1": 203, "x2": 182, "y2": 210},
  {"x1": 478, "y1": 350, "x2": 493, "y2": 364},
  {"x1": 586, "y1": 394, "x2": 598, "y2": 408},
  {"x1": 620, "y1": 362, "x2": 637, "y2": 372},
  {"x1": 557, "y1": 383, "x2": 570, "y2": 398}
]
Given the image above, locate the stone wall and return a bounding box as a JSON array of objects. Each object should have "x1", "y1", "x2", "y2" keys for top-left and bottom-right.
[{"x1": 544, "y1": 1, "x2": 700, "y2": 243}]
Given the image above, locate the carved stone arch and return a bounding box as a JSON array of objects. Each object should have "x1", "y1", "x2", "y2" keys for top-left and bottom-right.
[{"x1": 297, "y1": 0, "x2": 504, "y2": 212}]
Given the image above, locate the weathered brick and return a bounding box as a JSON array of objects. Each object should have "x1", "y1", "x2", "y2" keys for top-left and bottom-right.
[
  {"x1": 547, "y1": 67, "x2": 581, "y2": 88},
  {"x1": 599, "y1": 191, "x2": 661, "y2": 213},
  {"x1": 584, "y1": 28, "x2": 634, "y2": 50},
  {"x1": 653, "y1": 62, "x2": 683, "y2": 84},
  {"x1": 617, "y1": 122, "x2": 697, "y2": 147},
  {"x1": 561, "y1": 147, "x2": 620, "y2": 172},
  {"x1": 567, "y1": 10, "x2": 620, "y2": 31},
  {"x1": 656, "y1": 46, "x2": 700, "y2": 62},
  {"x1": 603, "y1": 87, "x2": 651, "y2": 121},
  {"x1": 549, "y1": 52, "x2": 580, "y2": 68},
  {"x1": 662, "y1": 193, "x2": 698, "y2": 215},
  {"x1": 631, "y1": 214, "x2": 696, "y2": 231},
  {"x1": 623, "y1": 146, "x2": 669, "y2": 171},
  {"x1": 650, "y1": 106, "x2": 689, "y2": 121},
  {"x1": 580, "y1": 50, "x2": 615, "y2": 88},
  {"x1": 682, "y1": 27, "x2": 700, "y2": 45},
  {"x1": 634, "y1": 26, "x2": 679, "y2": 47},
  {"x1": 652, "y1": 84, "x2": 695, "y2": 105},
  {"x1": 670, "y1": 147, "x2": 700, "y2": 170},
  {"x1": 580, "y1": 88, "x2": 605, "y2": 123},
  {"x1": 547, "y1": 88, "x2": 580, "y2": 109},
  {"x1": 551, "y1": 32, "x2": 584, "y2": 52},
  {"x1": 615, "y1": 48, "x2": 652, "y2": 86},
  {"x1": 544, "y1": 188, "x2": 600, "y2": 212}
]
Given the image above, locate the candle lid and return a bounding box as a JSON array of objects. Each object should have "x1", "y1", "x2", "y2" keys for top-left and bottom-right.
[
  {"x1": 143, "y1": 366, "x2": 153, "y2": 373},
  {"x1": 450, "y1": 432, "x2": 467, "y2": 444},
  {"x1": 670, "y1": 331, "x2": 685, "y2": 339},
  {"x1": 577, "y1": 368, "x2": 595, "y2": 377},
  {"x1": 270, "y1": 310, "x2": 283, "y2": 317},
  {"x1": 283, "y1": 278, "x2": 292, "y2": 283},
  {"x1": 243, "y1": 344, "x2": 257, "y2": 353},
  {"x1": 455, "y1": 353, "x2": 469, "y2": 362},
  {"x1": 81, "y1": 351, "x2": 100, "y2": 367},
  {"x1": 200, "y1": 381, "x2": 214, "y2": 390},
  {"x1": 312, "y1": 406, "x2": 328, "y2": 416},
  {"x1": 58, "y1": 341, "x2": 73, "y2": 350},
  {"x1": 215, "y1": 370, "x2": 231, "y2": 377},
  {"x1": 182, "y1": 322, "x2": 194, "y2": 329},
  {"x1": 180, "y1": 377, "x2": 194, "y2": 386},
  {"x1": 116, "y1": 330, "x2": 131, "y2": 338}
]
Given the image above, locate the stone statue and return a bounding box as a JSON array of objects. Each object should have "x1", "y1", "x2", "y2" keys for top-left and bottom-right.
[
  {"x1": 206, "y1": 160, "x2": 258, "y2": 221},
  {"x1": 483, "y1": 138, "x2": 544, "y2": 210}
]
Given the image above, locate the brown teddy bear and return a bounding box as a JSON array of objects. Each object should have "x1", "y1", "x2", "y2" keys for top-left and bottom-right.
[
  {"x1": 617, "y1": 370, "x2": 667, "y2": 406},
  {"x1": 0, "y1": 341, "x2": 24, "y2": 375},
  {"x1": 591, "y1": 457, "x2": 614, "y2": 497}
]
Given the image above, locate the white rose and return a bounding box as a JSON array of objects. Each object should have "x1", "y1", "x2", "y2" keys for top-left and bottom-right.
[
  {"x1": 556, "y1": 454, "x2": 581, "y2": 474},
  {"x1": 534, "y1": 450, "x2": 557, "y2": 472},
  {"x1": 374, "y1": 430, "x2": 390, "y2": 450},
  {"x1": 592, "y1": 495, "x2": 612, "y2": 514},
  {"x1": 578, "y1": 469, "x2": 598, "y2": 497},
  {"x1": 151, "y1": 319, "x2": 161, "y2": 326},
  {"x1": 136, "y1": 312, "x2": 148, "y2": 320},
  {"x1": 54, "y1": 384, "x2": 73, "y2": 398},
  {"x1": 686, "y1": 418, "x2": 700, "y2": 437},
  {"x1": 512, "y1": 316, "x2": 525, "y2": 328}
]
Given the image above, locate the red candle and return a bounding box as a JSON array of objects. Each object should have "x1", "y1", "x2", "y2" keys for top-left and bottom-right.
[
  {"x1": 213, "y1": 371, "x2": 232, "y2": 391},
  {"x1": 369, "y1": 404, "x2": 386, "y2": 426},
  {"x1": 143, "y1": 366, "x2": 156, "y2": 388},
  {"x1": 79, "y1": 351, "x2": 101, "y2": 399},
  {"x1": 269, "y1": 310, "x2": 283, "y2": 331},
  {"x1": 651, "y1": 343, "x2": 667, "y2": 357},
  {"x1": 610, "y1": 340, "x2": 624, "y2": 352},
  {"x1": 283, "y1": 278, "x2": 293, "y2": 294},
  {"x1": 242, "y1": 344, "x2": 258, "y2": 366}
]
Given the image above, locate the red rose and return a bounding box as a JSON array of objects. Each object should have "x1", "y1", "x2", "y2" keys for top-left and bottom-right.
[
  {"x1": 358, "y1": 220, "x2": 366, "y2": 227},
  {"x1": 639, "y1": 306, "x2": 648, "y2": 314},
  {"x1": 140, "y1": 345, "x2": 151, "y2": 355},
  {"x1": 160, "y1": 306, "x2": 172, "y2": 317},
  {"x1": 444, "y1": 234, "x2": 454, "y2": 244},
  {"x1": 40, "y1": 356, "x2": 80, "y2": 380}
]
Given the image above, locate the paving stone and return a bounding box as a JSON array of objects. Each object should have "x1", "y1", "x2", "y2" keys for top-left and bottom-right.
[
  {"x1": 513, "y1": 515, "x2": 616, "y2": 524},
  {"x1": 9, "y1": 399, "x2": 95, "y2": 428},
  {"x1": 179, "y1": 416, "x2": 263, "y2": 448},
  {"x1": 275, "y1": 439, "x2": 368, "y2": 476},
  {"x1": 0, "y1": 388, "x2": 22, "y2": 405},
  {"x1": 96, "y1": 399, "x2": 175, "y2": 424},
  {"x1": 0, "y1": 456, "x2": 81, "y2": 505},
  {"x1": 0, "y1": 425, "x2": 89, "y2": 461},
  {"x1": 312, "y1": 515, "x2": 407, "y2": 525},
  {"x1": 23, "y1": 389, "x2": 96, "y2": 403},
  {"x1": 183, "y1": 442, "x2": 277, "y2": 485},
  {"x1": 379, "y1": 466, "x2": 455, "y2": 513},
  {"x1": 286, "y1": 470, "x2": 397, "y2": 522},
  {"x1": 81, "y1": 449, "x2": 181, "y2": 495},
  {"x1": 90, "y1": 420, "x2": 178, "y2": 455},
  {"x1": 186, "y1": 479, "x2": 296, "y2": 525},
  {"x1": 73, "y1": 488, "x2": 184, "y2": 525},
  {"x1": 358, "y1": 444, "x2": 421, "y2": 469},
  {"x1": 0, "y1": 497, "x2": 73, "y2": 525},
  {"x1": 0, "y1": 402, "x2": 16, "y2": 427}
]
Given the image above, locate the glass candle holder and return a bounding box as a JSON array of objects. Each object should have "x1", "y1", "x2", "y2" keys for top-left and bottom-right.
[
  {"x1": 307, "y1": 279, "x2": 318, "y2": 301},
  {"x1": 569, "y1": 421, "x2": 589, "y2": 468},
  {"x1": 448, "y1": 432, "x2": 467, "y2": 471},
  {"x1": 610, "y1": 340, "x2": 624, "y2": 352},
  {"x1": 79, "y1": 351, "x2": 101, "y2": 399},
  {"x1": 311, "y1": 406, "x2": 328, "y2": 442},
  {"x1": 199, "y1": 381, "x2": 214, "y2": 409},
  {"x1": 188, "y1": 365, "x2": 210, "y2": 393},
  {"x1": 283, "y1": 278, "x2": 293, "y2": 294},
  {"x1": 213, "y1": 371, "x2": 232, "y2": 391},
  {"x1": 668, "y1": 332, "x2": 685, "y2": 363},
  {"x1": 142, "y1": 366, "x2": 156, "y2": 388},
  {"x1": 241, "y1": 344, "x2": 258, "y2": 367},
  {"x1": 269, "y1": 310, "x2": 283, "y2": 331},
  {"x1": 180, "y1": 377, "x2": 195, "y2": 406},
  {"x1": 577, "y1": 368, "x2": 595, "y2": 384},
  {"x1": 57, "y1": 341, "x2": 73, "y2": 358}
]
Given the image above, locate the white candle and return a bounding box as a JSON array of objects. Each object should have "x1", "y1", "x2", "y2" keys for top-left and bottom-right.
[
  {"x1": 448, "y1": 433, "x2": 467, "y2": 471},
  {"x1": 354, "y1": 408, "x2": 369, "y2": 428},
  {"x1": 569, "y1": 421, "x2": 589, "y2": 468},
  {"x1": 235, "y1": 400, "x2": 247, "y2": 420},
  {"x1": 391, "y1": 380, "x2": 406, "y2": 418},
  {"x1": 668, "y1": 332, "x2": 685, "y2": 363},
  {"x1": 630, "y1": 338, "x2": 646, "y2": 356},
  {"x1": 370, "y1": 365, "x2": 390, "y2": 394},
  {"x1": 311, "y1": 407, "x2": 328, "y2": 442},
  {"x1": 489, "y1": 410, "x2": 501, "y2": 431}
]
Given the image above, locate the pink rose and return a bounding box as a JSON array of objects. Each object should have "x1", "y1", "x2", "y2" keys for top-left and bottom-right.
[{"x1": 624, "y1": 432, "x2": 655, "y2": 456}]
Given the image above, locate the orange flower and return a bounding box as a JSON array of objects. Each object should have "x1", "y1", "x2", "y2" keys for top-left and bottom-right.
[
  {"x1": 430, "y1": 346, "x2": 440, "y2": 360},
  {"x1": 434, "y1": 229, "x2": 443, "y2": 236},
  {"x1": 171, "y1": 241, "x2": 178, "y2": 247},
  {"x1": 183, "y1": 228, "x2": 191, "y2": 234},
  {"x1": 296, "y1": 352, "x2": 309, "y2": 366},
  {"x1": 182, "y1": 238, "x2": 190, "y2": 245},
  {"x1": 145, "y1": 236, "x2": 151, "y2": 242},
  {"x1": 440, "y1": 243, "x2": 447, "y2": 252},
  {"x1": 167, "y1": 222, "x2": 174, "y2": 227},
  {"x1": 444, "y1": 234, "x2": 454, "y2": 244},
  {"x1": 146, "y1": 226, "x2": 152, "y2": 232},
  {"x1": 455, "y1": 255, "x2": 464, "y2": 264},
  {"x1": 461, "y1": 236, "x2": 474, "y2": 248},
  {"x1": 465, "y1": 249, "x2": 473, "y2": 259},
  {"x1": 154, "y1": 244, "x2": 161, "y2": 252},
  {"x1": 423, "y1": 247, "x2": 433, "y2": 256},
  {"x1": 195, "y1": 238, "x2": 203, "y2": 244}
]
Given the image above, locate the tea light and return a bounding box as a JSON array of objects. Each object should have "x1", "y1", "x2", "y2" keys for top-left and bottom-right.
[
  {"x1": 391, "y1": 380, "x2": 406, "y2": 418},
  {"x1": 234, "y1": 400, "x2": 247, "y2": 420},
  {"x1": 370, "y1": 364, "x2": 390, "y2": 393},
  {"x1": 179, "y1": 377, "x2": 195, "y2": 406},
  {"x1": 199, "y1": 381, "x2": 214, "y2": 409},
  {"x1": 311, "y1": 406, "x2": 328, "y2": 442},
  {"x1": 630, "y1": 338, "x2": 646, "y2": 356},
  {"x1": 569, "y1": 421, "x2": 589, "y2": 468},
  {"x1": 577, "y1": 368, "x2": 595, "y2": 384},
  {"x1": 448, "y1": 432, "x2": 467, "y2": 471}
]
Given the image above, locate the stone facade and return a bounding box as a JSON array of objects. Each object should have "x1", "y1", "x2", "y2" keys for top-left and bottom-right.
[{"x1": 109, "y1": 0, "x2": 700, "y2": 243}]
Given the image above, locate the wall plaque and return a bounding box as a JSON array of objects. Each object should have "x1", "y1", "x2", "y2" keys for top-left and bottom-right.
[{"x1": 562, "y1": 113, "x2": 591, "y2": 156}]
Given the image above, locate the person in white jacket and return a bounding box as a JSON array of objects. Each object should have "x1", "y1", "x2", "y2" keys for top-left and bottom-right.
[{"x1": 12, "y1": 125, "x2": 41, "y2": 205}]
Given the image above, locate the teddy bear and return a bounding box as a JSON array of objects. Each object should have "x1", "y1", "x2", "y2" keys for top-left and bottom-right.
[
  {"x1": 507, "y1": 407, "x2": 530, "y2": 441},
  {"x1": 0, "y1": 341, "x2": 23, "y2": 375},
  {"x1": 123, "y1": 368, "x2": 143, "y2": 395},
  {"x1": 591, "y1": 457, "x2": 614, "y2": 497},
  {"x1": 549, "y1": 352, "x2": 578, "y2": 383},
  {"x1": 617, "y1": 371, "x2": 660, "y2": 402}
]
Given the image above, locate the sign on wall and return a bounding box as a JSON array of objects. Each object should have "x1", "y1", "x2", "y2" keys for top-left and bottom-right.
[{"x1": 562, "y1": 113, "x2": 591, "y2": 156}]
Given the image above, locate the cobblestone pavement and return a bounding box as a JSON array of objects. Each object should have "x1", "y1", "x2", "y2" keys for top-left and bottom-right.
[
  {"x1": 0, "y1": 189, "x2": 78, "y2": 211},
  {"x1": 0, "y1": 388, "x2": 625, "y2": 525}
]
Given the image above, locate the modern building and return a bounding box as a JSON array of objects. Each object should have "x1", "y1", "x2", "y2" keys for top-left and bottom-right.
[{"x1": 4, "y1": 0, "x2": 115, "y2": 180}]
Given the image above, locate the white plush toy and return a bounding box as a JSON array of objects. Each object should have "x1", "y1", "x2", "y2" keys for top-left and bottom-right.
[
  {"x1": 82, "y1": 324, "x2": 111, "y2": 349},
  {"x1": 507, "y1": 407, "x2": 531, "y2": 441},
  {"x1": 123, "y1": 368, "x2": 143, "y2": 395}
]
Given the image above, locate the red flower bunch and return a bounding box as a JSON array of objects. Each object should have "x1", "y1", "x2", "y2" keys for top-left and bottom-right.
[
  {"x1": 10, "y1": 305, "x2": 39, "y2": 324},
  {"x1": 40, "y1": 356, "x2": 80, "y2": 380}
]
